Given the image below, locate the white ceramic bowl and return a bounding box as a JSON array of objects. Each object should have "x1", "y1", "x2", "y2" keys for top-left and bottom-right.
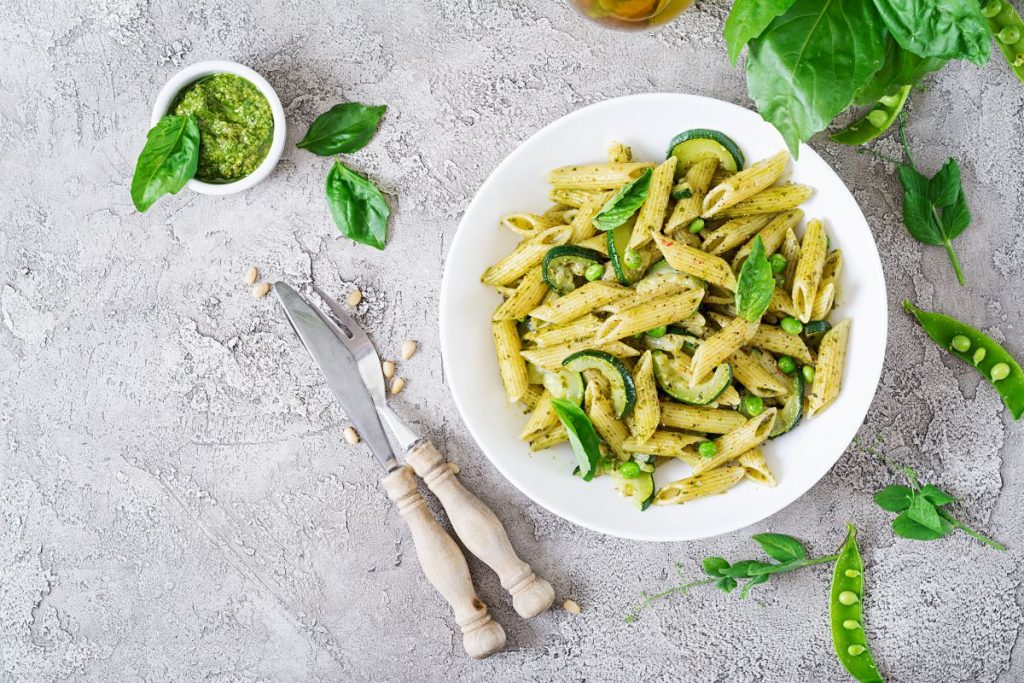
[
  {"x1": 150, "y1": 60, "x2": 286, "y2": 195},
  {"x1": 440, "y1": 93, "x2": 888, "y2": 542}
]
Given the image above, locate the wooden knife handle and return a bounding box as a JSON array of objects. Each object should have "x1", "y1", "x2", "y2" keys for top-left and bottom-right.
[
  {"x1": 381, "y1": 466, "x2": 506, "y2": 659},
  {"x1": 406, "y1": 441, "x2": 556, "y2": 619}
]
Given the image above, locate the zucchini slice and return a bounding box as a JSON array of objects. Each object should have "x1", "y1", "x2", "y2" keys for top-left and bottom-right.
[
  {"x1": 803, "y1": 319, "x2": 832, "y2": 345},
  {"x1": 769, "y1": 371, "x2": 804, "y2": 439},
  {"x1": 614, "y1": 470, "x2": 656, "y2": 511},
  {"x1": 651, "y1": 350, "x2": 733, "y2": 405},
  {"x1": 666, "y1": 129, "x2": 745, "y2": 178},
  {"x1": 542, "y1": 368, "x2": 585, "y2": 405},
  {"x1": 542, "y1": 245, "x2": 606, "y2": 294},
  {"x1": 607, "y1": 222, "x2": 644, "y2": 285},
  {"x1": 563, "y1": 350, "x2": 637, "y2": 418}
]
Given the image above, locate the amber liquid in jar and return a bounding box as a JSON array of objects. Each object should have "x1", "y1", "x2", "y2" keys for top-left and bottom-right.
[{"x1": 570, "y1": 0, "x2": 694, "y2": 30}]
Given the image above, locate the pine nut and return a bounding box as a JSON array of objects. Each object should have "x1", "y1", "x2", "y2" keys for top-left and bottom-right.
[
  {"x1": 252, "y1": 282, "x2": 271, "y2": 299},
  {"x1": 562, "y1": 599, "x2": 581, "y2": 614},
  {"x1": 382, "y1": 360, "x2": 396, "y2": 379},
  {"x1": 390, "y1": 377, "x2": 406, "y2": 395},
  {"x1": 401, "y1": 339, "x2": 418, "y2": 361},
  {"x1": 449, "y1": 462, "x2": 461, "y2": 474},
  {"x1": 343, "y1": 426, "x2": 360, "y2": 445},
  {"x1": 244, "y1": 266, "x2": 259, "y2": 284},
  {"x1": 347, "y1": 289, "x2": 362, "y2": 307}
]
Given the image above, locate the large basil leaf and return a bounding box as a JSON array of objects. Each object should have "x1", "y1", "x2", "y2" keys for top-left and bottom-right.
[
  {"x1": 130, "y1": 114, "x2": 200, "y2": 212},
  {"x1": 550, "y1": 398, "x2": 602, "y2": 481},
  {"x1": 735, "y1": 236, "x2": 774, "y2": 321},
  {"x1": 592, "y1": 168, "x2": 652, "y2": 231},
  {"x1": 298, "y1": 102, "x2": 387, "y2": 156},
  {"x1": 870, "y1": 0, "x2": 989, "y2": 65},
  {"x1": 853, "y1": 37, "x2": 947, "y2": 105},
  {"x1": 325, "y1": 161, "x2": 390, "y2": 250},
  {"x1": 746, "y1": 0, "x2": 887, "y2": 156},
  {"x1": 723, "y1": 0, "x2": 797, "y2": 66}
]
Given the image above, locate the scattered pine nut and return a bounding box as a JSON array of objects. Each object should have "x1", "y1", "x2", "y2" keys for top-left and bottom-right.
[
  {"x1": 562, "y1": 599, "x2": 581, "y2": 614},
  {"x1": 347, "y1": 289, "x2": 363, "y2": 307},
  {"x1": 382, "y1": 360, "x2": 396, "y2": 379},
  {"x1": 252, "y1": 282, "x2": 271, "y2": 299},
  {"x1": 244, "y1": 266, "x2": 259, "y2": 284},
  {"x1": 390, "y1": 377, "x2": 406, "y2": 395},
  {"x1": 343, "y1": 426, "x2": 360, "y2": 445},
  {"x1": 401, "y1": 339, "x2": 418, "y2": 361},
  {"x1": 449, "y1": 462, "x2": 461, "y2": 475}
]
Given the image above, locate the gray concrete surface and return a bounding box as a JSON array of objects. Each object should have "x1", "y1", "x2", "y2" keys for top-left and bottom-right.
[{"x1": 2, "y1": 0, "x2": 1023, "y2": 681}]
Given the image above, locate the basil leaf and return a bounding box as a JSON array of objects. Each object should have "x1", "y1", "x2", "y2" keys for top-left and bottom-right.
[
  {"x1": 919, "y1": 484, "x2": 958, "y2": 506},
  {"x1": 735, "y1": 236, "x2": 774, "y2": 321},
  {"x1": 892, "y1": 511, "x2": 948, "y2": 540},
  {"x1": 746, "y1": 0, "x2": 887, "y2": 156},
  {"x1": 928, "y1": 158, "x2": 961, "y2": 207},
  {"x1": 130, "y1": 114, "x2": 200, "y2": 212},
  {"x1": 325, "y1": 161, "x2": 390, "y2": 250},
  {"x1": 723, "y1": 0, "x2": 797, "y2": 66},
  {"x1": 702, "y1": 557, "x2": 731, "y2": 577},
  {"x1": 592, "y1": 169, "x2": 652, "y2": 232},
  {"x1": 716, "y1": 576, "x2": 738, "y2": 593},
  {"x1": 751, "y1": 533, "x2": 807, "y2": 562},
  {"x1": 550, "y1": 398, "x2": 602, "y2": 481},
  {"x1": 853, "y1": 37, "x2": 946, "y2": 105},
  {"x1": 297, "y1": 103, "x2": 386, "y2": 156},
  {"x1": 873, "y1": 484, "x2": 914, "y2": 512},
  {"x1": 870, "y1": 0, "x2": 990, "y2": 65},
  {"x1": 906, "y1": 494, "x2": 946, "y2": 534},
  {"x1": 738, "y1": 573, "x2": 770, "y2": 599}
]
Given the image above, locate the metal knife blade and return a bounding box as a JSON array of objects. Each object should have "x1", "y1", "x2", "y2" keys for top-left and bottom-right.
[{"x1": 275, "y1": 282, "x2": 399, "y2": 472}]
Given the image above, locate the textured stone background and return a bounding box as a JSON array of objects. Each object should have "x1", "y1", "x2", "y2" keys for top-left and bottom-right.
[{"x1": 2, "y1": 0, "x2": 1023, "y2": 681}]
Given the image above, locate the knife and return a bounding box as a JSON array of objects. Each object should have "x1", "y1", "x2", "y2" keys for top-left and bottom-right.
[{"x1": 275, "y1": 283, "x2": 506, "y2": 659}]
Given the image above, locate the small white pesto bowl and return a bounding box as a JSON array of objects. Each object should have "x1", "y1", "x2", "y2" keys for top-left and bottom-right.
[{"x1": 150, "y1": 60, "x2": 286, "y2": 196}]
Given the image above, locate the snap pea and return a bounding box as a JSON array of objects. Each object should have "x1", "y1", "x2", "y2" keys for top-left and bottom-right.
[
  {"x1": 830, "y1": 524, "x2": 884, "y2": 683},
  {"x1": 904, "y1": 300, "x2": 1024, "y2": 419},
  {"x1": 983, "y1": 0, "x2": 1024, "y2": 85},
  {"x1": 832, "y1": 85, "x2": 912, "y2": 146}
]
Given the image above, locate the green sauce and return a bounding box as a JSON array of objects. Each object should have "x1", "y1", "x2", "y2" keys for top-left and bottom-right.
[{"x1": 170, "y1": 73, "x2": 274, "y2": 183}]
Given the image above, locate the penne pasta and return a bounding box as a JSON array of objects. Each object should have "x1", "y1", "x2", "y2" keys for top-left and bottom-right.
[
  {"x1": 702, "y1": 151, "x2": 789, "y2": 217},
  {"x1": 690, "y1": 316, "x2": 760, "y2": 386},
  {"x1": 811, "y1": 250, "x2": 842, "y2": 321},
  {"x1": 585, "y1": 381, "x2": 630, "y2": 460},
  {"x1": 521, "y1": 339, "x2": 639, "y2": 371},
  {"x1": 653, "y1": 232, "x2": 737, "y2": 290},
  {"x1": 738, "y1": 447, "x2": 777, "y2": 487},
  {"x1": 519, "y1": 384, "x2": 545, "y2": 411},
  {"x1": 692, "y1": 408, "x2": 777, "y2": 474},
  {"x1": 524, "y1": 314, "x2": 602, "y2": 346},
  {"x1": 547, "y1": 162, "x2": 655, "y2": 190},
  {"x1": 530, "y1": 423, "x2": 568, "y2": 451},
  {"x1": 702, "y1": 214, "x2": 774, "y2": 256},
  {"x1": 568, "y1": 190, "x2": 612, "y2": 243},
  {"x1": 780, "y1": 227, "x2": 801, "y2": 293},
  {"x1": 729, "y1": 348, "x2": 788, "y2": 397},
  {"x1": 792, "y1": 218, "x2": 827, "y2": 323},
  {"x1": 629, "y1": 157, "x2": 678, "y2": 249},
  {"x1": 625, "y1": 351, "x2": 660, "y2": 444},
  {"x1": 549, "y1": 187, "x2": 601, "y2": 208},
  {"x1": 712, "y1": 183, "x2": 813, "y2": 219},
  {"x1": 655, "y1": 466, "x2": 746, "y2": 505},
  {"x1": 731, "y1": 209, "x2": 803, "y2": 269},
  {"x1": 519, "y1": 390, "x2": 559, "y2": 441},
  {"x1": 493, "y1": 267, "x2": 549, "y2": 320},
  {"x1": 666, "y1": 157, "x2": 718, "y2": 234},
  {"x1": 623, "y1": 430, "x2": 702, "y2": 458},
  {"x1": 807, "y1": 319, "x2": 850, "y2": 417},
  {"x1": 481, "y1": 224, "x2": 572, "y2": 286},
  {"x1": 607, "y1": 140, "x2": 633, "y2": 164},
  {"x1": 659, "y1": 402, "x2": 747, "y2": 434},
  {"x1": 594, "y1": 288, "x2": 704, "y2": 344},
  {"x1": 529, "y1": 281, "x2": 630, "y2": 324},
  {"x1": 501, "y1": 212, "x2": 562, "y2": 237},
  {"x1": 492, "y1": 319, "x2": 529, "y2": 403}
]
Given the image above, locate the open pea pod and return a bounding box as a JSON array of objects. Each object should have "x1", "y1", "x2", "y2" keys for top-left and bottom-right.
[
  {"x1": 830, "y1": 524, "x2": 884, "y2": 683},
  {"x1": 831, "y1": 85, "x2": 911, "y2": 146},
  {"x1": 904, "y1": 301, "x2": 1024, "y2": 419},
  {"x1": 983, "y1": 0, "x2": 1024, "y2": 85}
]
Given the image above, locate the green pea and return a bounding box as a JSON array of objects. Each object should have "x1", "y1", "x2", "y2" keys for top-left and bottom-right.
[
  {"x1": 688, "y1": 218, "x2": 705, "y2": 234},
  {"x1": 838, "y1": 591, "x2": 858, "y2": 606},
  {"x1": 646, "y1": 325, "x2": 668, "y2": 338},
  {"x1": 619, "y1": 461, "x2": 641, "y2": 479},
  {"x1": 982, "y1": 0, "x2": 1002, "y2": 17},
  {"x1": 1015, "y1": 53, "x2": 1024, "y2": 68},
  {"x1": 777, "y1": 355, "x2": 797, "y2": 374},
  {"x1": 780, "y1": 317, "x2": 803, "y2": 335},
  {"x1": 802, "y1": 365, "x2": 815, "y2": 383},
  {"x1": 585, "y1": 263, "x2": 606, "y2": 281},
  {"x1": 698, "y1": 441, "x2": 718, "y2": 459},
  {"x1": 866, "y1": 109, "x2": 887, "y2": 128},
  {"x1": 769, "y1": 253, "x2": 787, "y2": 274},
  {"x1": 842, "y1": 619, "x2": 860, "y2": 630},
  {"x1": 624, "y1": 249, "x2": 642, "y2": 269},
  {"x1": 844, "y1": 569, "x2": 860, "y2": 578},
  {"x1": 973, "y1": 347, "x2": 987, "y2": 365},
  {"x1": 847, "y1": 645, "x2": 865, "y2": 656},
  {"x1": 999, "y1": 26, "x2": 1022, "y2": 44},
  {"x1": 950, "y1": 334, "x2": 971, "y2": 352},
  {"x1": 991, "y1": 362, "x2": 1011, "y2": 381},
  {"x1": 741, "y1": 395, "x2": 765, "y2": 417}
]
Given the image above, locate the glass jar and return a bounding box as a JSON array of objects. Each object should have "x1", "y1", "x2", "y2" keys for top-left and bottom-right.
[{"x1": 569, "y1": 0, "x2": 695, "y2": 31}]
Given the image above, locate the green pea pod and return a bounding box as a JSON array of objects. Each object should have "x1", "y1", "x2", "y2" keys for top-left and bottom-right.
[
  {"x1": 831, "y1": 85, "x2": 911, "y2": 146},
  {"x1": 904, "y1": 301, "x2": 1024, "y2": 419},
  {"x1": 983, "y1": 0, "x2": 1024, "y2": 85},
  {"x1": 830, "y1": 524, "x2": 884, "y2": 683}
]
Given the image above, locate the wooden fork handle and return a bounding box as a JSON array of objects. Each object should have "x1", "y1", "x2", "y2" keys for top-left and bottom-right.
[
  {"x1": 406, "y1": 440, "x2": 556, "y2": 619},
  {"x1": 381, "y1": 466, "x2": 506, "y2": 658}
]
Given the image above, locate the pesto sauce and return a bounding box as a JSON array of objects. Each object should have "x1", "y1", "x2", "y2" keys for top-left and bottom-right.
[{"x1": 170, "y1": 73, "x2": 274, "y2": 183}]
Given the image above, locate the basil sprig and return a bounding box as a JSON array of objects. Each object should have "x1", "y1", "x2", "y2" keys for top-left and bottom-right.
[
  {"x1": 297, "y1": 102, "x2": 386, "y2": 156},
  {"x1": 593, "y1": 168, "x2": 652, "y2": 232},
  {"x1": 550, "y1": 398, "x2": 601, "y2": 481},
  {"x1": 735, "y1": 235, "x2": 774, "y2": 321},
  {"x1": 325, "y1": 161, "x2": 390, "y2": 250},
  {"x1": 130, "y1": 114, "x2": 200, "y2": 212}
]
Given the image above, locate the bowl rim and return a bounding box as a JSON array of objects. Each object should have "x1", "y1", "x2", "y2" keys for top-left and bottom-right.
[
  {"x1": 149, "y1": 59, "x2": 286, "y2": 196},
  {"x1": 438, "y1": 92, "x2": 889, "y2": 542}
]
